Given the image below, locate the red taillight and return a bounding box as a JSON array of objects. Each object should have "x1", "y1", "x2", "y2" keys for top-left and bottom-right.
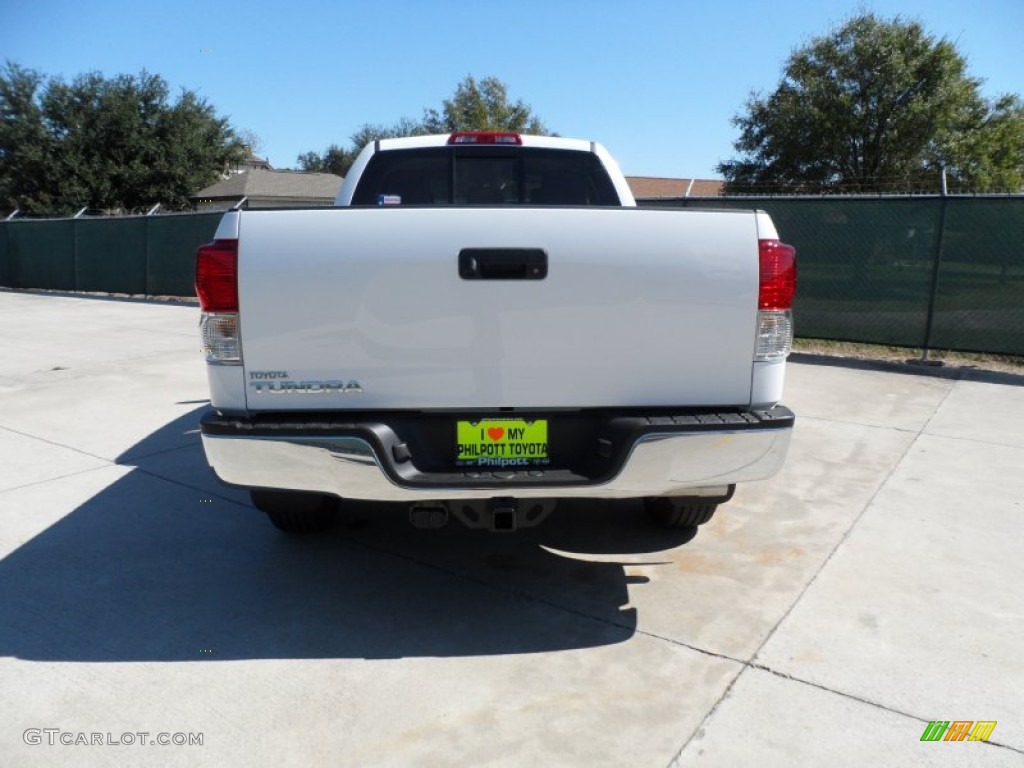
[
  {"x1": 447, "y1": 131, "x2": 522, "y2": 145},
  {"x1": 758, "y1": 239, "x2": 797, "y2": 310},
  {"x1": 195, "y1": 239, "x2": 238, "y2": 312}
]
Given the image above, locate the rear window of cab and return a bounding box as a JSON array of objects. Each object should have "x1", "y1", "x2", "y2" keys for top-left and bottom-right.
[{"x1": 351, "y1": 147, "x2": 621, "y2": 206}]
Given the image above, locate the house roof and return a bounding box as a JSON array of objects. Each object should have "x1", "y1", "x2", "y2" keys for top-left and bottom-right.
[
  {"x1": 227, "y1": 156, "x2": 274, "y2": 173},
  {"x1": 193, "y1": 171, "x2": 720, "y2": 203},
  {"x1": 626, "y1": 177, "x2": 724, "y2": 199},
  {"x1": 192, "y1": 169, "x2": 343, "y2": 200}
]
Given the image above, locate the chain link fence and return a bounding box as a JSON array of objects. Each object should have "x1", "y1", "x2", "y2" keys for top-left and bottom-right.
[
  {"x1": 641, "y1": 196, "x2": 1024, "y2": 356},
  {"x1": 2, "y1": 199, "x2": 1023, "y2": 355},
  {"x1": 0, "y1": 211, "x2": 221, "y2": 297}
]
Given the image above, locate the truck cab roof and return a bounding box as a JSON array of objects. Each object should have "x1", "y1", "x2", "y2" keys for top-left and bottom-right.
[{"x1": 335, "y1": 132, "x2": 636, "y2": 207}]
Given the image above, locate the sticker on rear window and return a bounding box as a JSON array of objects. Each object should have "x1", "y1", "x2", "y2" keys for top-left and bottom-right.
[{"x1": 377, "y1": 194, "x2": 401, "y2": 205}]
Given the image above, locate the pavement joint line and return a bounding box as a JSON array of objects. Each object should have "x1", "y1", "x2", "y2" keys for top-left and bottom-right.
[
  {"x1": 744, "y1": 661, "x2": 1024, "y2": 755},
  {"x1": 126, "y1": 465, "x2": 254, "y2": 509},
  {"x1": 669, "y1": 382, "x2": 961, "y2": 764},
  {"x1": 0, "y1": 417, "x2": 204, "y2": 467},
  {"x1": 802, "y1": 413, "x2": 1024, "y2": 451},
  {"x1": 920, "y1": 429, "x2": 1024, "y2": 452},
  {"x1": 664, "y1": 662, "x2": 1022, "y2": 765},
  {"x1": 0, "y1": 463, "x2": 126, "y2": 498},
  {"x1": 796, "y1": 413, "x2": 922, "y2": 434},
  {"x1": 0, "y1": 429, "x2": 248, "y2": 509},
  {"x1": 919, "y1": 376, "x2": 966, "y2": 435},
  {"x1": 0, "y1": 424, "x2": 114, "y2": 464},
  {"x1": 665, "y1": 665, "x2": 748, "y2": 768},
  {"x1": 0, "y1": 458, "x2": 246, "y2": 511},
  {"x1": 117, "y1": 440, "x2": 202, "y2": 464}
]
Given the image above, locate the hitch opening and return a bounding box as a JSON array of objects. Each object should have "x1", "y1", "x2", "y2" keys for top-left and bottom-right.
[{"x1": 491, "y1": 498, "x2": 518, "y2": 532}]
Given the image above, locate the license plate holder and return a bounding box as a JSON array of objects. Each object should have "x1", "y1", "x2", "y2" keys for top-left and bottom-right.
[{"x1": 455, "y1": 418, "x2": 549, "y2": 468}]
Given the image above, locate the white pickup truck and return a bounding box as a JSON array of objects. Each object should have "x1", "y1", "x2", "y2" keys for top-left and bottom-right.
[{"x1": 196, "y1": 132, "x2": 796, "y2": 534}]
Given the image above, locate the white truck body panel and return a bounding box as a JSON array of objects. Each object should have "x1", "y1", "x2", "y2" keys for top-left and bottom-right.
[{"x1": 235, "y1": 206, "x2": 760, "y2": 411}]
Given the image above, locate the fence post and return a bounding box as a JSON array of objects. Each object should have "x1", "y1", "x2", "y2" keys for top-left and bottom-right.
[
  {"x1": 919, "y1": 170, "x2": 948, "y2": 363},
  {"x1": 144, "y1": 214, "x2": 151, "y2": 295},
  {"x1": 145, "y1": 203, "x2": 161, "y2": 294},
  {"x1": 72, "y1": 212, "x2": 80, "y2": 291}
]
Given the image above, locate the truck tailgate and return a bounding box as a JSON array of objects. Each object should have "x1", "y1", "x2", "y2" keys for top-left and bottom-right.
[{"x1": 237, "y1": 207, "x2": 758, "y2": 410}]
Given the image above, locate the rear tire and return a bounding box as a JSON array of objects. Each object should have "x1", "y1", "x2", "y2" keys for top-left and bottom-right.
[
  {"x1": 250, "y1": 490, "x2": 338, "y2": 534},
  {"x1": 643, "y1": 486, "x2": 735, "y2": 529},
  {"x1": 644, "y1": 498, "x2": 718, "y2": 528}
]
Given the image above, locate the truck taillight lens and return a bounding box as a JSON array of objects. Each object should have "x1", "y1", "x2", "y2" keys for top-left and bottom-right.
[
  {"x1": 758, "y1": 239, "x2": 797, "y2": 311},
  {"x1": 196, "y1": 239, "x2": 241, "y2": 363},
  {"x1": 756, "y1": 239, "x2": 797, "y2": 360},
  {"x1": 196, "y1": 239, "x2": 238, "y2": 312}
]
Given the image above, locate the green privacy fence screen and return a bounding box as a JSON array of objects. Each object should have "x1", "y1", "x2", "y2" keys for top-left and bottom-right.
[
  {"x1": 641, "y1": 196, "x2": 1024, "y2": 356},
  {"x1": 1, "y1": 201, "x2": 1022, "y2": 355},
  {"x1": 0, "y1": 212, "x2": 221, "y2": 298}
]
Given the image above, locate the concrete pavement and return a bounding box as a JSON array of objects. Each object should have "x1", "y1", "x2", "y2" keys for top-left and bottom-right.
[{"x1": 0, "y1": 290, "x2": 1021, "y2": 767}]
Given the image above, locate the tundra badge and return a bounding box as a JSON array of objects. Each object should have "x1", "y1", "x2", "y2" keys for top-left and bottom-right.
[{"x1": 247, "y1": 371, "x2": 363, "y2": 394}]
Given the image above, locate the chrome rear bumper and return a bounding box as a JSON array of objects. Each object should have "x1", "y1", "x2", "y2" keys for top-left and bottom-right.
[{"x1": 200, "y1": 408, "x2": 793, "y2": 501}]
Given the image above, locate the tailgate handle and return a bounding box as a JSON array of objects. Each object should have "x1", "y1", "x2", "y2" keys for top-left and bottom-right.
[{"x1": 459, "y1": 248, "x2": 547, "y2": 280}]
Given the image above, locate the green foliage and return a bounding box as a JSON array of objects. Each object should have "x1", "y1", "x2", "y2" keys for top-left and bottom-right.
[
  {"x1": 350, "y1": 116, "x2": 428, "y2": 147},
  {"x1": 296, "y1": 144, "x2": 352, "y2": 176},
  {"x1": 297, "y1": 76, "x2": 550, "y2": 177},
  {"x1": 0, "y1": 62, "x2": 247, "y2": 215},
  {"x1": 298, "y1": 118, "x2": 430, "y2": 176},
  {"x1": 946, "y1": 95, "x2": 1024, "y2": 191},
  {"x1": 421, "y1": 76, "x2": 548, "y2": 134},
  {"x1": 717, "y1": 13, "x2": 1024, "y2": 194}
]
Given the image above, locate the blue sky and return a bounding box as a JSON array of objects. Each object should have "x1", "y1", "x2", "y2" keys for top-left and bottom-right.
[{"x1": 2, "y1": 0, "x2": 1021, "y2": 179}]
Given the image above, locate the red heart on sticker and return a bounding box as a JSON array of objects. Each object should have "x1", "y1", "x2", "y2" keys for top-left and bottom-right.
[{"x1": 487, "y1": 427, "x2": 505, "y2": 441}]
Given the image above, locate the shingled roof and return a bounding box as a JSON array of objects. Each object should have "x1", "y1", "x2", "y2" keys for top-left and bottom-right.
[
  {"x1": 626, "y1": 177, "x2": 724, "y2": 199},
  {"x1": 192, "y1": 169, "x2": 343, "y2": 203},
  {"x1": 193, "y1": 171, "x2": 721, "y2": 207}
]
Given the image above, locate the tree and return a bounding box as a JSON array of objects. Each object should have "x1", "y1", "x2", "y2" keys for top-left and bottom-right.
[
  {"x1": 297, "y1": 144, "x2": 352, "y2": 176},
  {"x1": 944, "y1": 94, "x2": 1024, "y2": 191},
  {"x1": 717, "y1": 14, "x2": 1024, "y2": 193},
  {"x1": 237, "y1": 128, "x2": 265, "y2": 158},
  {"x1": 421, "y1": 75, "x2": 548, "y2": 134},
  {"x1": 297, "y1": 118, "x2": 431, "y2": 176},
  {"x1": 297, "y1": 76, "x2": 550, "y2": 177},
  {"x1": 0, "y1": 62, "x2": 248, "y2": 215}
]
